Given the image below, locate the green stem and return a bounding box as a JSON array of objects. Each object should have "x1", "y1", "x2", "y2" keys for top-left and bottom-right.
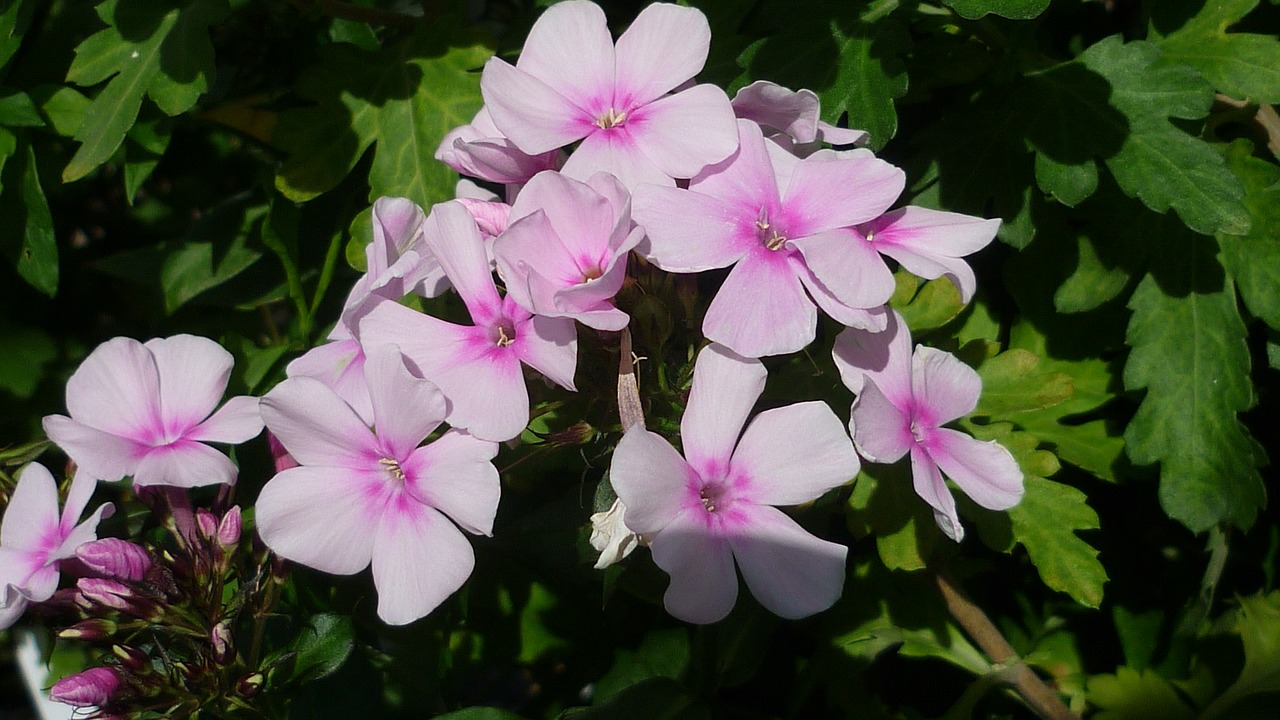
[{"x1": 307, "y1": 228, "x2": 345, "y2": 335}]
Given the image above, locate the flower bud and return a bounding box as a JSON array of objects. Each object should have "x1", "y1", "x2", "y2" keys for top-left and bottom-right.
[
  {"x1": 546, "y1": 421, "x2": 596, "y2": 447},
  {"x1": 111, "y1": 644, "x2": 149, "y2": 672},
  {"x1": 236, "y1": 672, "x2": 264, "y2": 698},
  {"x1": 196, "y1": 509, "x2": 219, "y2": 540},
  {"x1": 268, "y1": 432, "x2": 299, "y2": 472},
  {"x1": 59, "y1": 618, "x2": 118, "y2": 642},
  {"x1": 210, "y1": 620, "x2": 235, "y2": 665},
  {"x1": 217, "y1": 507, "x2": 242, "y2": 549},
  {"x1": 76, "y1": 539, "x2": 153, "y2": 582},
  {"x1": 49, "y1": 667, "x2": 121, "y2": 708},
  {"x1": 76, "y1": 578, "x2": 135, "y2": 611}
]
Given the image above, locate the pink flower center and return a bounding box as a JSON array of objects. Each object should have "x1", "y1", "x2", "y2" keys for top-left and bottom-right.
[
  {"x1": 378, "y1": 457, "x2": 407, "y2": 484},
  {"x1": 491, "y1": 322, "x2": 517, "y2": 347},
  {"x1": 698, "y1": 481, "x2": 732, "y2": 514},
  {"x1": 581, "y1": 266, "x2": 603, "y2": 282},
  {"x1": 755, "y1": 207, "x2": 787, "y2": 251},
  {"x1": 595, "y1": 107, "x2": 627, "y2": 129}
]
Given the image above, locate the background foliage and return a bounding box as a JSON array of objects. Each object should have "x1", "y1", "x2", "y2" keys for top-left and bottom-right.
[{"x1": 1, "y1": 0, "x2": 1278, "y2": 717}]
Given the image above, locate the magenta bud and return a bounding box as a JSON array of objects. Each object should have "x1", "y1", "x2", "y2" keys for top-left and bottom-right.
[
  {"x1": 76, "y1": 578, "x2": 134, "y2": 610},
  {"x1": 268, "y1": 432, "x2": 299, "y2": 472},
  {"x1": 236, "y1": 672, "x2": 264, "y2": 698},
  {"x1": 76, "y1": 539, "x2": 152, "y2": 582},
  {"x1": 217, "y1": 507, "x2": 242, "y2": 548},
  {"x1": 59, "y1": 619, "x2": 118, "y2": 641},
  {"x1": 210, "y1": 620, "x2": 235, "y2": 665},
  {"x1": 49, "y1": 667, "x2": 121, "y2": 708},
  {"x1": 196, "y1": 509, "x2": 218, "y2": 539},
  {"x1": 112, "y1": 645, "x2": 148, "y2": 672}
]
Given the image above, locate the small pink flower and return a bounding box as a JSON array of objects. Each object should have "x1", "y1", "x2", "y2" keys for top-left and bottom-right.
[
  {"x1": 857, "y1": 207, "x2": 1000, "y2": 304},
  {"x1": 731, "y1": 80, "x2": 867, "y2": 154},
  {"x1": 43, "y1": 335, "x2": 264, "y2": 488},
  {"x1": 610, "y1": 344, "x2": 858, "y2": 624},
  {"x1": 437, "y1": 106, "x2": 562, "y2": 186},
  {"x1": 833, "y1": 311, "x2": 1024, "y2": 541},
  {"x1": 256, "y1": 345, "x2": 501, "y2": 625},
  {"x1": 1, "y1": 465, "x2": 113, "y2": 629},
  {"x1": 480, "y1": 0, "x2": 738, "y2": 189}
]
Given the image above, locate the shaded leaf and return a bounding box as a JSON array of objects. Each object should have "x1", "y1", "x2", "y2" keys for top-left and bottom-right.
[
  {"x1": 1086, "y1": 667, "x2": 1196, "y2": 720},
  {"x1": 0, "y1": 321, "x2": 55, "y2": 398},
  {"x1": 562, "y1": 678, "x2": 708, "y2": 720},
  {"x1": 0, "y1": 142, "x2": 58, "y2": 296},
  {"x1": 1200, "y1": 591, "x2": 1280, "y2": 718},
  {"x1": 1217, "y1": 140, "x2": 1280, "y2": 331},
  {"x1": 285, "y1": 613, "x2": 354, "y2": 684},
  {"x1": 1155, "y1": 0, "x2": 1280, "y2": 103},
  {"x1": 595, "y1": 628, "x2": 690, "y2": 702},
  {"x1": 943, "y1": 0, "x2": 1052, "y2": 20},
  {"x1": 847, "y1": 466, "x2": 940, "y2": 572}
]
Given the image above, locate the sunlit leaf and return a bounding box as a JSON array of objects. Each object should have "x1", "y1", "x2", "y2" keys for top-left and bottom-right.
[{"x1": 1155, "y1": 0, "x2": 1280, "y2": 103}]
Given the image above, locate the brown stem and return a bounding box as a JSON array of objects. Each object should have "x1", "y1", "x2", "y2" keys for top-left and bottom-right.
[
  {"x1": 1213, "y1": 93, "x2": 1280, "y2": 157},
  {"x1": 933, "y1": 571, "x2": 1079, "y2": 720},
  {"x1": 286, "y1": 0, "x2": 417, "y2": 30},
  {"x1": 617, "y1": 327, "x2": 645, "y2": 431}
]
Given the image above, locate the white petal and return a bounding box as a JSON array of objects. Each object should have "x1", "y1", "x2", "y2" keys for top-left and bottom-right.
[
  {"x1": 256, "y1": 465, "x2": 385, "y2": 574},
  {"x1": 145, "y1": 335, "x2": 233, "y2": 436},
  {"x1": 729, "y1": 402, "x2": 858, "y2": 506},
  {"x1": 609, "y1": 427, "x2": 699, "y2": 535},
  {"x1": 729, "y1": 505, "x2": 846, "y2": 619},
  {"x1": 681, "y1": 344, "x2": 765, "y2": 480},
  {"x1": 372, "y1": 500, "x2": 475, "y2": 625},
  {"x1": 650, "y1": 510, "x2": 738, "y2": 624}
]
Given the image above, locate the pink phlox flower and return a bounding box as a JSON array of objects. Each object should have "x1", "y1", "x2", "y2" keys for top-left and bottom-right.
[
  {"x1": 284, "y1": 338, "x2": 372, "y2": 424},
  {"x1": 359, "y1": 201, "x2": 578, "y2": 442},
  {"x1": 1, "y1": 465, "x2": 113, "y2": 629},
  {"x1": 494, "y1": 170, "x2": 642, "y2": 331},
  {"x1": 731, "y1": 80, "x2": 867, "y2": 156},
  {"x1": 856, "y1": 207, "x2": 1000, "y2": 304},
  {"x1": 633, "y1": 118, "x2": 904, "y2": 357},
  {"x1": 480, "y1": 0, "x2": 738, "y2": 190},
  {"x1": 437, "y1": 106, "x2": 563, "y2": 186},
  {"x1": 832, "y1": 311, "x2": 1024, "y2": 541},
  {"x1": 256, "y1": 344, "x2": 501, "y2": 625},
  {"x1": 43, "y1": 335, "x2": 264, "y2": 488},
  {"x1": 610, "y1": 344, "x2": 859, "y2": 624}
]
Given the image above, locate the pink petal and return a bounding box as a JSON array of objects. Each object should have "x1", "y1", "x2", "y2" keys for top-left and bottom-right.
[
  {"x1": 613, "y1": 2, "x2": 710, "y2": 107},
  {"x1": 514, "y1": 0, "x2": 614, "y2": 115},
  {"x1": 443, "y1": 135, "x2": 559, "y2": 185},
  {"x1": 260, "y1": 376, "x2": 378, "y2": 468},
  {"x1": 512, "y1": 314, "x2": 579, "y2": 392},
  {"x1": 878, "y1": 244, "x2": 979, "y2": 304},
  {"x1": 911, "y1": 346, "x2": 981, "y2": 425},
  {"x1": 372, "y1": 499, "x2": 475, "y2": 625},
  {"x1": 849, "y1": 381, "x2": 913, "y2": 464},
  {"x1": 649, "y1": 509, "x2": 738, "y2": 624},
  {"x1": 481, "y1": 58, "x2": 591, "y2": 155},
  {"x1": 0, "y1": 550, "x2": 53, "y2": 602},
  {"x1": 493, "y1": 213, "x2": 566, "y2": 316},
  {"x1": 868, "y1": 206, "x2": 1001, "y2": 257},
  {"x1": 632, "y1": 184, "x2": 751, "y2": 272},
  {"x1": 728, "y1": 505, "x2": 846, "y2": 619},
  {"x1": 454, "y1": 197, "x2": 512, "y2": 239},
  {"x1": 255, "y1": 465, "x2": 384, "y2": 574},
  {"x1": 186, "y1": 396, "x2": 263, "y2": 445},
  {"x1": 508, "y1": 171, "x2": 619, "y2": 265},
  {"x1": 817, "y1": 122, "x2": 868, "y2": 146},
  {"x1": 53, "y1": 501, "x2": 113, "y2": 562},
  {"x1": 681, "y1": 344, "x2": 765, "y2": 480},
  {"x1": 64, "y1": 337, "x2": 161, "y2": 443},
  {"x1": 780, "y1": 154, "x2": 904, "y2": 236},
  {"x1": 42, "y1": 415, "x2": 141, "y2": 482},
  {"x1": 2, "y1": 464, "x2": 59, "y2": 551},
  {"x1": 285, "y1": 339, "x2": 372, "y2": 424},
  {"x1": 0, "y1": 588, "x2": 29, "y2": 629},
  {"x1": 731, "y1": 81, "x2": 820, "y2": 143},
  {"x1": 689, "y1": 119, "x2": 782, "y2": 215},
  {"x1": 927, "y1": 429, "x2": 1024, "y2": 511},
  {"x1": 423, "y1": 202, "x2": 505, "y2": 326},
  {"x1": 145, "y1": 335, "x2": 232, "y2": 437},
  {"x1": 703, "y1": 250, "x2": 816, "y2": 358},
  {"x1": 59, "y1": 470, "x2": 99, "y2": 535},
  {"x1": 132, "y1": 440, "x2": 239, "y2": 488},
  {"x1": 729, "y1": 401, "x2": 858, "y2": 506},
  {"x1": 627, "y1": 85, "x2": 739, "y2": 180},
  {"x1": 403, "y1": 430, "x2": 500, "y2": 536},
  {"x1": 792, "y1": 259, "x2": 891, "y2": 330},
  {"x1": 831, "y1": 310, "x2": 913, "y2": 403},
  {"x1": 789, "y1": 228, "x2": 896, "y2": 310},
  {"x1": 364, "y1": 345, "x2": 447, "y2": 461},
  {"x1": 609, "y1": 426, "x2": 699, "y2": 535},
  {"x1": 911, "y1": 445, "x2": 963, "y2": 542},
  {"x1": 561, "y1": 128, "x2": 674, "y2": 189},
  {"x1": 369, "y1": 197, "x2": 427, "y2": 277}
]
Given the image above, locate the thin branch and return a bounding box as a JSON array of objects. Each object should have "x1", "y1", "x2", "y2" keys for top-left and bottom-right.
[
  {"x1": 1214, "y1": 93, "x2": 1280, "y2": 157},
  {"x1": 932, "y1": 571, "x2": 1079, "y2": 720}
]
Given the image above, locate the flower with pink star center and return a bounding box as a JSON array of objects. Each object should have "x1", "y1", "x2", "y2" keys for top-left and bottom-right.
[{"x1": 610, "y1": 344, "x2": 859, "y2": 624}]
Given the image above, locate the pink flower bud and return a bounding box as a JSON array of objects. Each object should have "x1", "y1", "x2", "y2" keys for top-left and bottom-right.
[
  {"x1": 210, "y1": 620, "x2": 235, "y2": 665},
  {"x1": 76, "y1": 539, "x2": 152, "y2": 582},
  {"x1": 111, "y1": 645, "x2": 148, "y2": 672},
  {"x1": 217, "y1": 507, "x2": 242, "y2": 548},
  {"x1": 268, "y1": 432, "x2": 299, "y2": 472},
  {"x1": 76, "y1": 578, "x2": 134, "y2": 611},
  {"x1": 196, "y1": 509, "x2": 218, "y2": 539},
  {"x1": 50, "y1": 667, "x2": 121, "y2": 708},
  {"x1": 236, "y1": 672, "x2": 264, "y2": 698},
  {"x1": 59, "y1": 619, "x2": 118, "y2": 641}
]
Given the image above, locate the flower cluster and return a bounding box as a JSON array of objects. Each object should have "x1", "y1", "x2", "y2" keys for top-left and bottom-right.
[{"x1": 0, "y1": 7, "x2": 1025, "y2": 698}]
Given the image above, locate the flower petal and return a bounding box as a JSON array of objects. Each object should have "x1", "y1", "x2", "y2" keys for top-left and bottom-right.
[
  {"x1": 912, "y1": 346, "x2": 981, "y2": 425},
  {"x1": 792, "y1": 260, "x2": 890, "y2": 330},
  {"x1": 626, "y1": 85, "x2": 738, "y2": 180},
  {"x1": 285, "y1": 339, "x2": 372, "y2": 424},
  {"x1": 186, "y1": 396, "x2": 263, "y2": 445},
  {"x1": 729, "y1": 401, "x2": 858, "y2": 506},
  {"x1": 928, "y1": 429, "x2": 1024, "y2": 511},
  {"x1": 515, "y1": 0, "x2": 614, "y2": 113},
  {"x1": 831, "y1": 310, "x2": 913, "y2": 403},
  {"x1": 650, "y1": 510, "x2": 738, "y2": 624},
  {"x1": 780, "y1": 153, "x2": 904, "y2": 236},
  {"x1": 145, "y1": 335, "x2": 233, "y2": 437},
  {"x1": 614, "y1": 2, "x2": 710, "y2": 107},
  {"x1": 632, "y1": 184, "x2": 751, "y2": 272},
  {"x1": 481, "y1": 58, "x2": 591, "y2": 155},
  {"x1": 731, "y1": 81, "x2": 820, "y2": 143},
  {"x1": 513, "y1": 314, "x2": 579, "y2": 392},
  {"x1": 877, "y1": 243, "x2": 979, "y2": 304},
  {"x1": 423, "y1": 202, "x2": 504, "y2": 326},
  {"x1": 1, "y1": 464, "x2": 59, "y2": 551},
  {"x1": 64, "y1": 337, "x2": 161, "y2": 443},
  {"x1": 372, "y1": 500, "x2": 474, "y2": 625},
  {"x1": 260, "y1": 376, "x2": 377, "y2": 468},
  {"x1": 561, "y1": 128, "x2": 674, "y2": 190},
  {"x1": 681, "y1": 344, "x2": 765, "y2": 481},
  {"x1": 42, "y1": 415, "x2": 141, "y2": 482},
  {"x1": 508, "y1": 171, "x2": 620, "y2": 266},
  {"x1": 609, "y1": 426, "x2": 699, "y2": 535},
  {"x1": 364, "y1": 345, "x2": 447, "y2": 461},
  {"x1": 404, "y1": 430, "x2": 500, "y2": 536},
  {"x1": 729, "y1": 505, "x2": 846, "y2": 619},
  {"x1": 849, "y1": 381, "x2": 913, "y2": 464},
  {"x1": 703, "y1": 250, "x2": 816, "y2": 358},
  {"x1": 133, "y1": 440, "x2": 239, "y2": 488},
  {"x1": 256, "y1": 465, "x2": 384, "y2": 574},
  {"x1": 911, "y1": 445, "x2": 963, "y2": 542},
  {"x1": 53, "y1": 501, "x2": 113, "y2": 563},
  {"x1": 789, "y1": 228, "x2": 896, "y2": 310}
]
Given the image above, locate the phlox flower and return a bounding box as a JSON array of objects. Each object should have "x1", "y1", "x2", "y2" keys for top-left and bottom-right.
[
  {"x1": 480, "y1": 0, "x2": 738, "y2": 189},
  {"x1": 1, "y1": 465, "x2": 113, "y2": 629},
  {"x1": 856, "y1": 207, "x2": 1001, "y2": 304},
  {"x1": 731, "y1": 80, "x2": 867, "y2": 155},
  {"x1": 256, "y1": 345, "x2": 500, "y2": 625},
  {"x1": 43, "y1": 336, "x2": 264, "y2": 488},
  {"x1": 634, "y1": 119, "x2": 905, "y2": 357},
  {"x1": 610, "y1": 344, "x2": 858, "y2": 624},
  {"x1": 360, "y1": 201, "x2": 578, "y2": 442},
  {"x1": 494, "y1": 170, "x2": 643, "y2": 331},
  {"x1": 832, "y1": 311, "x2": 1023, "y2": 541},
  {"x1": 437, "y1": 106, "x2": 562, "y2": 187}
]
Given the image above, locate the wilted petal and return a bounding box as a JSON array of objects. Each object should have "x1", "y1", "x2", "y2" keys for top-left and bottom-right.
[
  {"x1": 372, "y1": 499, "x2": 475, "y2": 625},
  {"x1": 849, "y1": 381, "x2": 913, "y2": 464},
  {"x1": 256, "y1": 465, "x2": 384, "y2": 574},
  {"x1": 730, "y1": 402, "x2": 858, "y2": 506},
  {"x1": 404, "y1": 430, "x2": 500, "y2": 536},
  {"x1": 681, "y1": 344, "x2": 765, "y2": 480},
  {"x1": 911, "y1": 346, "x2": 981, "y2": 425},
  {"x1": 729, "y1": 504, "x2": 846, "y2": 619},
  {"x1": 610, "y1": 427, "x2": 698, "y2": 535},
  {"x1": 703, "y1": 251, "x2": 816, "y2": 358},
  {"x1": 650, "y1": 510, "x2": 737, "y2": 624},
  {"x1": 927, "y1": 429, "x2": 1024, "y2": 511}
]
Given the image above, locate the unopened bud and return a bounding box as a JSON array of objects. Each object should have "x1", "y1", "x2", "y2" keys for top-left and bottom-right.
[
  {"x1": 76, "y1": 539, "x2": 153, "y2": 582},
  {"x1": 196, "y1": 509, "x2": 218, "y2": 539},
  {"x1": 546, "y1": 421, "x2": 596, "y2": 447},
  {"x1": 217, "y1": 507, "x2": 242, "y2": 548},
  {"x1": 268, "y1": 432, "x2": 298, "y2": 472},
  {"x1": 49, "y1": 667, "x2": 121, "y2": 708},
  {"x1": 210, "y1": 621, "x2": 235, "y2": 665},
  {"x1": 111, "y1": 644, "x2": 148, "y2": 672},
  {"x1": 77, "y1": 578, "x2": 134, "y2": 611},
  {"x1": 59, "y1": 618, "x2": 118, "y2": 641},
  {"x1": 236, "y1": 672, "x2": 264, "y2": 698}
]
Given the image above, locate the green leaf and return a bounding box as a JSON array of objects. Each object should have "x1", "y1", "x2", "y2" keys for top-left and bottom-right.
[
  {"x1": 30, "y1": 85, "x2": 91, "y2": 137},
  {"x1": 433, "y1": 711, "x2": 529, "y2": 720},
  {"x1": 123, "y1": 115, "x2": 171, "y2": 203},
  {"x1": 846, "y1": 467, "x2": 940, "y2": 572},
  {"x1": 1054, "y1": 235, "x2": 1132, "y2": 313},
  {"x1": 975, "y1": 349, "x2": 1075, "y2": 417},
  {"x1": 1217, "y1": 140, "x2": 1280, "y2": 331},
  {"x1": 0, "y1": 141, "x2": 58, "y2": 296},
  {"x1": 0, "y1": 321, "x2": 55, "y2": 398},
  {"x1": 1155, "y1": 0, "x2": 1280, "y2": 103},
  {"x1": 0, "y1": 0, "x2": 36, "y2": 72},
  {"x1": 285, "y1": 613, "x2": 355, "y2": 684},
  {"x1": 942, "y1": 0, "x2": 1052, "y2": 20},
  {"x1": 274, "y1": 21, "x2": 492, "y2": 207},
  {"x1": 890, "y1": 273, "x2": 966, "y2": 333},
  {"x1": 1086, "y1": 667, "x2": 1196, "y2": 720},
  {"x1": 1200, "y1": 591, "x2": 1280, "y2": 719},
  {"x1": 565, "y1": 678, "x2": 708, "y2": 720},
  {"x1": 595, "y1": 629, "x2": 690, "y2": 702},
  {"x1": 0, "y1": 88, "x2": 41, "y2": 126},
  {"x1": 1123, "y1": 226, "x2": 1266, "y2": 532},
  {"x1": 63, "y1": 0, "x2": 228, "y2": 181}
]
